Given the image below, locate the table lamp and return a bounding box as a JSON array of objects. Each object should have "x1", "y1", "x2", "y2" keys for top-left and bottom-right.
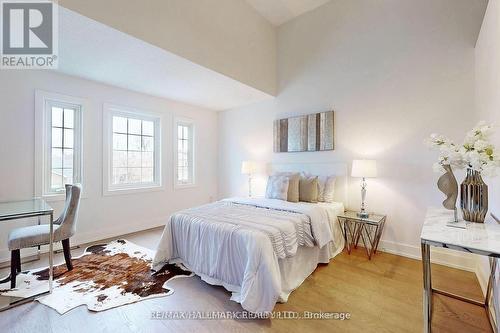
[
  {"x1": 351, "y1": 160, "x2": 377, "y2": 218},
  {"x1": 241, "y1": 161, "x2": 257, "y2": 197}
]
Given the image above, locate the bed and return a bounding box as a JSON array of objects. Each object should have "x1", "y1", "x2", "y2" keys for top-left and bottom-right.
[{"x1": 152, "y1": 163, "x2": 348, "y2": 313}]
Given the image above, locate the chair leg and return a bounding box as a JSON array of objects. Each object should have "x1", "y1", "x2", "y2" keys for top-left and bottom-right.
[
  {"x1": 10, "y1": 250, "x2": 19, "y2": 289},
  {"x1": 62, "y1": 238, "x2": 73, "y2": 271},
  {"x1": 15, "y1": 249, "x2": 21, "y2": 273}
]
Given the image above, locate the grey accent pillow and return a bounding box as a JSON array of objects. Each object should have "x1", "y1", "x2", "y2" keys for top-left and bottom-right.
[
  {"x1": 274, "y1": 172, "x2": 300, "y2": 203},
  {"x1": 318, "y1": 176, "x2": 336, "y2": 202},
  {"x1": 265, "y1": 176, "x2": 290, "y2": 201},
  {"x1": 299, "y1": 176, "x2": 319, "y2": 203}
]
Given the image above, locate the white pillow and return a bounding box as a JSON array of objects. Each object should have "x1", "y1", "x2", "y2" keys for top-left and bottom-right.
[
  {"x1": 265, "y1": 175, "x2": 290, "y2": 200},
  {"x1": 301, "y1": 172, "x2": 336, "y2": 203},
  {"x1": 318, "y1": 176, "x2": 336, "y2": 202}
]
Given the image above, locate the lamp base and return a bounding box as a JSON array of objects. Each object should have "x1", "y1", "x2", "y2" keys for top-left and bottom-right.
[{"x1": 357, "y1": 211, "x2": 369, "y2": 218}]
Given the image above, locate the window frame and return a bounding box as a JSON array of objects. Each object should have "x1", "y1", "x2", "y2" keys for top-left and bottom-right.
[
  {"x1": 103, "y1": 103, "x2": 163, "y2": 196},
  {"x1": 35, "y1": 90, "x2": 85, "y2": 201},
  {"x1": 174, "y1": 117, "x2": 196, "y2": 189}
]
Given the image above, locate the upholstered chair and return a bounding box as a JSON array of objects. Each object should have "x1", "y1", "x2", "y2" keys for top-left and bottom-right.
[{"x1": 7, "y1": 184, "x2": 82, "y2": 288}]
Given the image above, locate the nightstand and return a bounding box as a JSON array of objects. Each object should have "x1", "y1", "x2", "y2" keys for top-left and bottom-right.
[{"x1": 337, "y1": 211, "x2": 386, "y2": 259}]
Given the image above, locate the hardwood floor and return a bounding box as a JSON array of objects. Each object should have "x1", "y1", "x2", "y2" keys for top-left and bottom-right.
[{"x1": 0, "y1": 227, "x2": 491, "y2": 333}]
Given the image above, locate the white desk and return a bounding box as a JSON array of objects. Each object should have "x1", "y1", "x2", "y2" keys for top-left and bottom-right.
[{"x1": 421, "y1": 208, "x2": 500, "y2": 333}]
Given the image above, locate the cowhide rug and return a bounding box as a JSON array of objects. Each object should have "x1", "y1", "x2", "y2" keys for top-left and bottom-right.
[{"x1": 0, "y1": 239, "x2": 193, "y2": 314}]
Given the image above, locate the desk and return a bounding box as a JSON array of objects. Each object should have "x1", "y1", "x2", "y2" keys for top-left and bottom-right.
[
  {"x1": 0, "y1": 199, "x2": 54, "y2": 311},
  {"x1": 421, "y1": 208, "x2": 499, "y2": 333}
]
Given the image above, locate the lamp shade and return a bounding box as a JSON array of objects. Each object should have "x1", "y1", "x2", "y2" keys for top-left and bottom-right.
[
  {"x1": 241, "y1": 161, "x2": 257, "y2": 175},
  {"x1": 351, "y1": 160, "x2": 377, "y2": 178}
]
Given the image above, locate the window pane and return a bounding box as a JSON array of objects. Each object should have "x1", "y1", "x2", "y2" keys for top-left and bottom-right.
[
  {"x1": 64, "y1": 128, "x2": 74, "y2": 148},
  {"x1": 113, "y1": 168, "x2": 128, "y2": 185},
  {"x1": 142, "y1": 168, "x2": 154, "y2": 183},
  {"x1": 113, "y1": 151, "x2": 127, "y2": 168},
  {"x1": 52, "y1": 127, "x2": 62, "y2": 147},
  {"x1": 143, "y1": 121, "x2": 154, "y2": 136},
  {"x1": 127, "y1": 168, "x2": 141, "y2": 183},
  {"x1": 128, "y1": 135, "x2": 141, "y2": 151},
  {"x1": 63, "y1": 169, "x2": 73, "y2": 185},
  {"x1": 183, "y1": 126, "x2": 189, "y2": 139},
  {"x1": 113, "y1": 133, "x2": 127, "y2": 150},
  {"x1": 127, "y1": 151, "x2": 141, "y2": 167},
  {"x1": 51, "y1": 169, "x2": 63, "y2": 189},
  {"x1": 63, "y1": 149, "x2": 73, "y2": 169},
  {"x1": 51, "y1": 148, "x2": 63, "y2": 168},
  {"x1": 52, "y1": 107, "x2": 63, "y2": 127},
  {"x1": 113, "y1": 116, "x2": 127, "y2": 133},
  {"x1": 178, "y1": 125, "x2": 184, "y2": 139},
  {"x1": 128, "y1": 118, "x2": 141, "y2": 135},
  {"x1": 142, "y1": 136, "x2": 154, "y2": 152},
  {"x1": 142, "y1": 152, "x2": 154, "y2": 167},
  {"x1": 64, "y1": 108, "x2": 74, "y2": 128}
]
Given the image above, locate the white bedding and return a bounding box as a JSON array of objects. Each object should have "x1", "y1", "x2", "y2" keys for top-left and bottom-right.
[{"x1": 152, "y1": 197, "x2": 344, "y2": 313}]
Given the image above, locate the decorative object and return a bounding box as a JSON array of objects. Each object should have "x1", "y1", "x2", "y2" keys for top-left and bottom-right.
[
  {"x1": 0, "y1": 239, "x2": 193, "y2": 314},
  {"x1": 427, "y1": 122, "x2": 499, "y2": 223},
  {"x1": 436, "y1": 165, "x2": 459, "y2": 222},
  {"x1": 241, "y1": 160, "x2": 257, "y2": 197},
  {"x1": 351, "y1": 160, "x2": 377, "y2": 218},
  {"x1": 273, "y1": 111, "x2": 334, "y2": 152},
  {"x1": 461, "y1": 169, "x2": 488, "y2": 223}
]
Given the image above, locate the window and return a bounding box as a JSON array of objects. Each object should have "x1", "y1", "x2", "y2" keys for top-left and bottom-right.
[
  {"x1": 103, "y1": 105, "x2": 162, "y2": 194},
  {"x1": 175, "y1": 119, "x2": 195, "y2": 187},
  {"x1": 35, "y1": 91, "x2": 83, "y2": 198}
]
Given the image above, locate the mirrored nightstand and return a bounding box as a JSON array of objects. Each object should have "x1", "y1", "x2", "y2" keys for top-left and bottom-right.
[{"x1": 337, "y1": 210, "x2": 386, "y2": 260}]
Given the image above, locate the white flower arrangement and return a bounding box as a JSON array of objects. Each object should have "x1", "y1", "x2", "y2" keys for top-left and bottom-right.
[{"x1": 427, "y1": 121, "x2": 500, "y2": 176}]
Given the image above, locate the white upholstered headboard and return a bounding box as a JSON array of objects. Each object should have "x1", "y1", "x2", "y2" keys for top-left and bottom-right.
[{"x1": 269, "y1": 162, "x2": 349, "y2": 207}]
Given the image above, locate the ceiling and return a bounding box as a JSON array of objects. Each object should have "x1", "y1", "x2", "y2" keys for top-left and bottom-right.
[
  {"x1": 57, "y1": 8, "x2": 273, "y2": 111},
  {"x1": 246, "y1": 0, "x2": 332, "y2": 26}
]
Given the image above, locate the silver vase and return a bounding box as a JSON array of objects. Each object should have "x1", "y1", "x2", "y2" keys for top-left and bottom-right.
[{"x1": 460, "y1": 168, "x2": 488, "y2": 223}]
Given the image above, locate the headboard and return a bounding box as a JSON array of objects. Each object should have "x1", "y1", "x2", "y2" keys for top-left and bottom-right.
[{"x1": 269, "y1": 162, "x2": 349, "y2": 207}]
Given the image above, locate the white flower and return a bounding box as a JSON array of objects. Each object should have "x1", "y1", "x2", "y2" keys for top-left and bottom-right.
[
  {"x1": 474, "y1": 139, "x2": 490, "y2": 152},
  {"x1": 426, "y1": 122, "x2": 498, "y2": 176}
]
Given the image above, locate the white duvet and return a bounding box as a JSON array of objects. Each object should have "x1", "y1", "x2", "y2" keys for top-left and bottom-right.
[{"x1": 153, "y1": 197, "x2": 344, "y2": 313}]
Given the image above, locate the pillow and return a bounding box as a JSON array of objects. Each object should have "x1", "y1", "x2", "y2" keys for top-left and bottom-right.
[
  {"x1": 274, "y1": 172, "x2": 300, "y2": 203},
  {"x1": 299, "y1": 176, "x2": 319, "y2": 203},
  {"x1": 265, "y1": 176, "x2": 290, "y2": 201},
  {"x1": 318, "y1": 176, "x2": 336, "y2": 203}
]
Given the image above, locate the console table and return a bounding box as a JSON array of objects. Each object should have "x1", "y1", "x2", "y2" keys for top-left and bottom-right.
[{"x1": 421, "y1": 208, "x2": 499, "y2": 333}]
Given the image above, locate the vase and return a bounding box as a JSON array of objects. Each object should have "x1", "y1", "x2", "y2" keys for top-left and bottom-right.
[{"x1": 460, "y1": 168, "x2": 488, "y2": 223}]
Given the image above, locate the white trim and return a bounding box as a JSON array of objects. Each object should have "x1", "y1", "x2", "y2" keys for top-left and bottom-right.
[
  {"x1": 34, "y1": 90, "x2": 88, "y2": 201},
  {"x1": 378, "y1": 239, "x2": 477, "y2": 272},
  {"x1": 173, "y1": 116, "x2": 196, "y2": 189},
  {"x1": 102, "y1": 103, "x2": 164, "y2": 196}
]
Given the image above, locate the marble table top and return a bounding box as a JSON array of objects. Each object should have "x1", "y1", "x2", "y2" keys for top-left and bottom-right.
[{"x1": 421, "y1": 208, "x2": 500, "y2": 256}]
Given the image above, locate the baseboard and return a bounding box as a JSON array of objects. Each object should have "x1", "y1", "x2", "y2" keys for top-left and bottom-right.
[{"x1": 378, "y1": 239, "x2": 477, "y2": 272}]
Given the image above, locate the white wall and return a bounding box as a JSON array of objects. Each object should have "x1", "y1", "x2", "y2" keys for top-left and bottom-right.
[
  {"x1": 0, "y1": 70, "x2": 218, "y2": 260},
  {"x1": 59, "y1": 0, "x2": 277, "y2": 96},
  {"x1": 218, "y1": 0, "x2": 487, "y2": 264},
  {"x1": 474, "y1": 0, "x2": 500, "y2": 294}
]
